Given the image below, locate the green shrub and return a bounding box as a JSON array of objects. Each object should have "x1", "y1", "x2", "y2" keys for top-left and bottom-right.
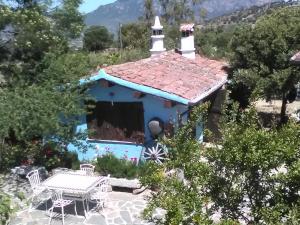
[
  {"x1": 0, "y1": 192, "x2": 12, "y2": 225},
  {"x1": 94, "y1": 154, "x2": 146, "y2": 179},
  {"x1": 34, "y1": 142, "x2": 80, "y2": 170},
  {"x1": 0, "y1": 141, "x2": 80, "y2": 172}
]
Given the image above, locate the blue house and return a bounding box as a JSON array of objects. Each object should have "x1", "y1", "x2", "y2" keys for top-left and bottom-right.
[{"x1": 68, "y1": 17, "x2": 228, "y2": 163}]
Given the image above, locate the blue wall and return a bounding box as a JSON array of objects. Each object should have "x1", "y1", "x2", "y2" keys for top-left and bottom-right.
[{"x1": 70, "y1": 81, "x2": 190, "y2": 161}]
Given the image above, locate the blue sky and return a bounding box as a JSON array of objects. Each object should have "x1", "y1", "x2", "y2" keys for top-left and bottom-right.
[
  {"x1": 3, "y1": 0, "x2": 116, "y2": 14},
  {"x1": 79, "y1": 0, "x2": 117, "y2": 13}
]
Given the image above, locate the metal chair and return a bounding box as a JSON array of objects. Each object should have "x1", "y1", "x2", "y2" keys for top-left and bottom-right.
[
  {"x1": 26, "y1": 169, "x2": 50, "y2": 211},
  {"x1": 48, "y1": 190, "x2": 77, "y2": 225},
  {"x1": 80, "y1": 164, "x2": 95, "y2": 176},
  {"x1": 89, "y1": 175, "x2": 111, "y2": 211}
]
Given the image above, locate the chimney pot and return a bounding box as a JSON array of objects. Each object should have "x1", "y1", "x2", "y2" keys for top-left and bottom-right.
[
  {"x1": 179, "y1": 23, "x2": 195, "y2": 59},
  {"x1": 150, "y1": 16, "x2": 166, "y2": 56}
]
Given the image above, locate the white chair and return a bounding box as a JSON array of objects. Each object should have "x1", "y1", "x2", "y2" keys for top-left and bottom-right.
[
  {"x1": 80, "y1": 164, "x2": 95, "y2": 175},
  {"x1": 48, "y1": 190, "x2": 77, "y2": 225},
  {"x1": 26, "y1": 169, "x2": 50, "y2": 211},
  {"x1": 89, "y1": 175, "x2": 111, "y2": 211}
]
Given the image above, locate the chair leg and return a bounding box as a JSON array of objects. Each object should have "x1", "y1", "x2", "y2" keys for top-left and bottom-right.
[
  {"x1": 29, "y1": 196, "x2": 34, "y2": 212},
  {"x1": 82, "y1": 199, "x2": 86, "y2": 218},
  {"x1": 48, "y1": 208, "x2": 53, "y2": 225},
  {"x1": 86, "y1": 197, "x2": 89, "y2": 214},
  {"x1": 61, "y1": 206, "x2": 65, "y2": 225}
]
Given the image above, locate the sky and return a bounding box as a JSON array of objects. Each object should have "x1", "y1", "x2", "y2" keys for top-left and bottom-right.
[
  {"x1": 3, "y1": 0, "x2": 117, "y2": 13},
  {"x1": 79, "y1": 0, "x2": 117, "y2": 13}
]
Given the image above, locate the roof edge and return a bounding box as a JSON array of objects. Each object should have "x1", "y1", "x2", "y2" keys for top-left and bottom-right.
[
  {"x1": 189, "y1": 76, "x2": 227, "y2": 105},
  {"x1": 79, "y1": 69, "x2": 190, "y2": 105}
]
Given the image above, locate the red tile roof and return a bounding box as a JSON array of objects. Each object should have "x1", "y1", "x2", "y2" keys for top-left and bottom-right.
[
  {"x1": 291, "y1": 51, "x2": 300, "y2": 63},
  {"x1": 103, "y1": 51, "x2": 228, "y2": 103},
  {"x1": 180, "y1": 24, "x2": 195, "y2": 31}
]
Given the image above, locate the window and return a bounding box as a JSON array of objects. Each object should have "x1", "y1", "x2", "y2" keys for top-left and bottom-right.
[
  {"x1": 86, "y1": 102, "x2": 145, "y2": 143},
  {"x1": 153, "y1": 30, "x2": 163, "y2": 35},
  {"x1": 181, "y1": 30, "x2": 193, "y2": 37}
]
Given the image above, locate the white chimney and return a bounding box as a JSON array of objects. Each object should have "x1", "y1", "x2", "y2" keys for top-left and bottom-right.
[
  {"x1": 150, "y1": 16, "x2": 166, "y2": 56},
  {"x1": 179, "y1": 24, "x2": 195, "y2": 59}
]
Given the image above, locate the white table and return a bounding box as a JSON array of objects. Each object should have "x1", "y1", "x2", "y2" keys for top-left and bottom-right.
[{"x1": 42, "y1": 172, "x2": 103, "y2": 218}]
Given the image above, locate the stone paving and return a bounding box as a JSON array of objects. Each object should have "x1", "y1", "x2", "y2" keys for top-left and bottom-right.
[
  {"x1": 0, "y1": 173, "x2": 164, "y2": 225},
  {"x1": 9, "y1": 192, "x2": 161, "y2": 225}
]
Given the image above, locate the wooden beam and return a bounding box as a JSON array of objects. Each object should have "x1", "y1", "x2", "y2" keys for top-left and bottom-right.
[
  {"x1": 133, "y1": 92, "x2": 145, "y2": 99},
  {"x1": 164, "y1": 100, "x2": 176, "y2": 108},
  {"x1": 99, "y1": 80, "x2": 114, "y2": 88}
]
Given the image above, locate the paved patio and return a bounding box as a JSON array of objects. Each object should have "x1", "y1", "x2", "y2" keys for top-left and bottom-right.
[
  {"x1": 9, "y1": 191, "x2": 160, "y2": 225},
  {"x1": 0, "y1": 173, "x2": 163, "y2": 225}
]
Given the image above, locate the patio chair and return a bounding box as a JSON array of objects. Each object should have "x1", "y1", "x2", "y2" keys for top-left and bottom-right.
[
  {"x1": 26, "y1": 169, "x2": 51, "y2": 211},
  {"x1": 48, "y1": 190, "x2": 77, "y2": 225},
  {"x1": 89, "y1": 174, "x2": 111, "y2": 211},
  {"x1": 80, "y1": 164, "x2": 95, "y2": 175}
]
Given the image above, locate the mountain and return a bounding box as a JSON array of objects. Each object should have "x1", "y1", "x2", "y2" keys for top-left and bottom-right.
[
  {"x1": 85, "y1": 0, "x2": 282, "y2": 33},
  {"x1": 206, "y1": 0, "x2": 299, "y2": 27}
]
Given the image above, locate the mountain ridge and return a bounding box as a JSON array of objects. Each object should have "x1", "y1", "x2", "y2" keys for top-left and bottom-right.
[{"x1": 85, "y1": 0, "x2": 281, "y2": 33}]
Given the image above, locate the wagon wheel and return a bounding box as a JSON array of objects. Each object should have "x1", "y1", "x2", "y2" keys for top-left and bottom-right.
[{"x1": 143, "y1": 143, "x2": 167, "y2": 164}]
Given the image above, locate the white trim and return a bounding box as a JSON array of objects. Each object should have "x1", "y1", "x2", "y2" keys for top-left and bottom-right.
[
  {"x1": 189, "y1": 76, "x2": 227, "y2": 105},
  {"x1": 87, "y1": 139, "x2": 143, "y2": 145}
]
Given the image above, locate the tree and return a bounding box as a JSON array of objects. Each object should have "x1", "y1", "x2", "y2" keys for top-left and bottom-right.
[
  {"x1": 158, "y1": 0, "x2": 202, "y2": 25},
  {"x1": 51, "y1": 0, "x2": 84, "y2": 39},
  {"x1": 140, "y1": 105, "x2": 213, "y2": 225},
  {"x1": 0, "y1": 0, "x2": 87, "y2": 171},
  {"x1": 144, "y1": 0, "x2": 155, "y2": 26},
  {"x1": 229, "y1": 7, "x2": 300, "y2": 123},
  {"x1": 206, "y1": 105, "x2": 300, "y2": 224},
  {"x1": 83, "y1": 25, "x2": 113, "y2": 52},
  {"x1": 119, "y1": 22, "x2": 150, "y2": 50},
  {"x1": 141, "y1": 104, "x2": 300, "y2": 224},
  {"x1": 195, "y1": 26, "x2": 235, "y2": 59},
  {"x1": 0, "y1": 0, "x2": 84, "y2": 84}
]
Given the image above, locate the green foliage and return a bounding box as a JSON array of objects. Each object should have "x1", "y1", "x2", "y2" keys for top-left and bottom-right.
[
  {"x1": 52, "y1": 0, "x2": 84, "y2": 39},
  {"x1": 229, "y1": 6, "x2": 300, "y2": 122},
  {"x1": 141, "y1": 103, "x2": 300, "y2": 224},
  {"x1": 205, "y1": 105, "x2": 300, "y2": 224},
  {"x1": 0, "y1": 139, "x2": 80, "y2": 172},
  {"x1": 0, "y1": 0, "x2": 88, "y2": 175},
  {"x1": 83, "y1": 26, "x2": 113, "y2": 52},
  {"x1": 95, "y1": 154, "x2": 146, "y2": 179},
  {"x1": 0, "y1": 191, "x2": 12, "y2": 225},
  {"x1": 35, "y1": 142, "x2": 80, "y2": 170},
  {"x1": 143, "y1": 0, "x2": 154, "y2": 26},
  {"x1": 0, "y1": 0, "x2": 84, "y2": 84},
  {"x1": 195, "y1": 26, "x2": 235, "y2": 59},
  {"x1": 158, "y1": 0, "x2": 203, "y2": 25},
  {"x1": 120, "y1": 22, "x2": 150, "y2": 50},
  {"x1": 87, "y1": 49, "x2": 150, "y2": 66},
  {"x1": 141, "y1": 104, "x2": 212, "y2": 225}
]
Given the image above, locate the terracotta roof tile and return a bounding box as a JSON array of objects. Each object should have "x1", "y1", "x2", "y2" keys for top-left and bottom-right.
[
  {"x1": 180, "y1": 24, "x2": 195, "y2": 31},
  {"x1": 291, "y1": 51, "x2": 300, "y2": 63},
  {"x1": 103, "y1": 51, "x2": 228, "y2": 101}
]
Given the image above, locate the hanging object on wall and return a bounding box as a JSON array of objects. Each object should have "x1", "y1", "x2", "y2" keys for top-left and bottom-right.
[
  {"x1": 143, "y1": 142, "x2": 167, "y2": 164},
  {"x1": 164, "y1": 121, "x2": 175, "y2": 138},
  {"x1": 148, "y1": 117, "x2": 164, "y2": 138}
]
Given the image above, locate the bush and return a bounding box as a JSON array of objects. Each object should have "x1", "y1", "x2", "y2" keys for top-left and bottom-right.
[
  {"x1": 34, "y1": 143, "x2": 80, "y2": 170},
  {"x1": 94, "y1": 154, "x2": 146, "y2": 179},
  {"x1": 0, "y1": 141, "x2": 80, "y2": 172},
  {"x1": 0, "y1": 192, "x2": 12, "y2": 225}
]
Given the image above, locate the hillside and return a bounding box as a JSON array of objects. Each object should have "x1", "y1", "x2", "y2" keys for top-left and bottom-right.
[
  {"x1": 85, "y1": 0, "x2": 281, "y2": 33},
  {"x1": 205, "y1": 0, "x2": 300, "y2": 27}
]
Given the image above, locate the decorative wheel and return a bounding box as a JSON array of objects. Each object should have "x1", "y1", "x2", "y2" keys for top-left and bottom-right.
[{"x1": 143, "y1": 143, "x2": 167, "y2": 164}]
